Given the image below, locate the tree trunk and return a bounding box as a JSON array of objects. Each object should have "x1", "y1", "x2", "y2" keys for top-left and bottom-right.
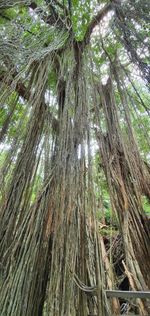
[
  {"x1": 100, "y1": 236, "x2": 120, "y2": 315},
  {"x1": 0, "y1": 57, "x2": 111, "y2": 315},
  {"x1": 96, "y1": 77, "x2": 150, "y2": 314},
  {"x1": 0, "y1": 100, "x2": 46, "y2": 261}
]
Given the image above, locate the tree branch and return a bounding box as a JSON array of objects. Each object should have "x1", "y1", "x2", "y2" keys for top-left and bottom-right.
[{"x1": 83, "y1": 2, "x2": 113, "y2": 45}]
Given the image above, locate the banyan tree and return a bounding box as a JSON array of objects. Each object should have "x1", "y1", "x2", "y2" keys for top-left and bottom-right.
[{"x1": 0, "y1": 0, "x2": 149, "y2": 315}]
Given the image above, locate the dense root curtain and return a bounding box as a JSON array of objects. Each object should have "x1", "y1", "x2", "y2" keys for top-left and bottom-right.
[
  {"x1": 0, "y1": 54, "x2": 110, "y2": 316},
  {"x1": 95, "y1": 74, "x2": 150, "y2": 315}
]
